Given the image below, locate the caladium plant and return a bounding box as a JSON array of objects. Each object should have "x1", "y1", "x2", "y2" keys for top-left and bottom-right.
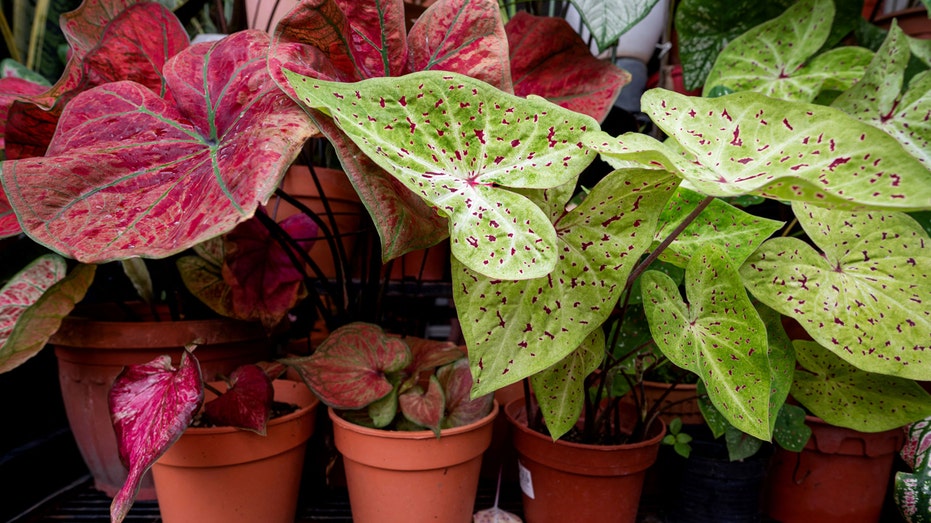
[
  {"x1": 286, "y1": 0, "x2": 931, "y2": 449},
  {"x1": 284, "y1": 321, "x2": 494, "y2": 435}
]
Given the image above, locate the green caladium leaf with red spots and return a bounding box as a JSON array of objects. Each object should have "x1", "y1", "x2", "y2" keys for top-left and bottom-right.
[
  {"x1": 203, "y1": 365, "x2": 274, "y2": 435},
  {"x1": 289, "y1": 322, "x2": 411, "y2": 410},
  {"x1": 791, "y1": 340, "x2": 931, "y2": 432},
  {"x1": 109, "y1": 349, "x2": 203, "y2": 523},
  {"x1": 455, "y1": 167, "x2": 678, "y2": 398},
  {"x1": 529, "y1": 328, "x2": 604, "y2": 440},
  {"x1": 642, "y1": 243, "x2": 771, "y2": 440},
  {"x1": 741, "y1": 202, "x2": 931, "y2": 380},
  {"x1": 399, "y1": 375, "x2": 446, "y2": 436},
  {"x1": 703, "y1": 0, "x2": 873, "y2": 102},
  {"x1": 641, "y1": 88, "x2": 931, "y2": 211},
  {"x1": 505, "y1": 12, "x2": 631, "y2": 122},
  {"x1": 757, "y1": 301, "x2": 795, "y2": 436},
  {"x1": 568, "y1": 0, "x2": 661, "y2": 53},
  {"x1": 652, "y1": 187, "x2": 784, "y2": 268},
  {"x1": 287, "y1": 70, "x2": 599, "y2": 280},
  {"x1": 438, "y1": 357, "x2": 493, "y2": 429},
  {"x1": 832, "y1": 24, "x2": 931, "y2": 167},
  {"x1": 1, "y1": 30, "x2": 316, "y2": 263},
  {"x1": 0, "y1": 257, "x2": 94, "y2": 372}
]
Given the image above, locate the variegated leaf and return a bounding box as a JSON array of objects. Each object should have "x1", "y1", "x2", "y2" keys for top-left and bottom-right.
[
  {"x1": 791, "y1": 340, "x2": 931, "y2": 432},
  {"x1": 455, "y1": 168, "x2": 678, "y2": 397},
  {"x1": 741, "y1": 202, "x2": 931, "y2": 380},
  {"x1": 642, "y1": 88, "x2": 931, "y2": 211},
  {"x1": 286, "y1": 70, "x2": 598, "y2": 280},
  {"x1": 642, "y1": 243, "x2": 771, "y2": 440},
  {"x1": 569, "y1": 0, "x2": 660, "y2": 53}
]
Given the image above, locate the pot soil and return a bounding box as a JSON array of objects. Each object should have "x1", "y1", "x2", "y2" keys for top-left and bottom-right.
[
  {"x1": 51, "y1": 307, "x2": 273, "y2": 499},
  {"x1": 504, "y1": 397, "x2": 665, "y2": 523},
  {"x1": 152, "y1": 379, "x2": 319, "y2": 523},
  {"x1": 330, "y1": 401, "x2": 498, "y2": 523}
]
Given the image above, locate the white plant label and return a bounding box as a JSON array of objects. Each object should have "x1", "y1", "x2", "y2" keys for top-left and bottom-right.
[{"x1": 518, "y1": 460, "x2": 535, "y2": 499}]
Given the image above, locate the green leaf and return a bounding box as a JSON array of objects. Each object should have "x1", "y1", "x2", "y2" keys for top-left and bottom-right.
[
  {"x1": 741, "y1": 203, "x2": 931, "y2": 380},
  {"x1": 703, "y1": 0, "x2": 872, "y2": 102},
  {"x1": 456, "y1": 168, "x2": 678, "y2": 397},
  {"x1": 530, "y1": 328, "x2": 604, "y2": 440},
  {"x1": 772, "y1": 403, "x2": 812, "y2": 452},
  {"x1": 285, "y1": 69, "x2": 598, "y2": 280},
  {"x1": 568, "y1": 0, "x2": 661, "y2": 53},
  {"x1": 791, "y1": 340, "x2": 931, "y2": 432},
  {"x1": 642, "y1": 89, "x2": 931, "y2": 211},
  {"x1": 724, "y1": 425, "x2": 764, "y2": 461},
  {"x1": 642, "y1": 243, "x2": 771, "y2": 440},
  {"x1": 368, "y1": 386, "x2": 399, "y2": 428},
  {"x1": 832, "y1": 24, "x2": 931, "y2": 166}
]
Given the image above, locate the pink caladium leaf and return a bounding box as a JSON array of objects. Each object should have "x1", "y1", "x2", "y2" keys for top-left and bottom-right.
[
  {"x1": 398, "y1": 375, "x2": 445, "y2": 436},
  {"x1": 703, "y1": 0, "x2": 872, "y2": 102},
  {"x1": 640, "y1": 88, "x2": 931, "y2": 211},
  {"x1": 203, "y1": 365, "x2": 274, "y2": 434},
  {"x1": 287, "y1": 70, "x2": 599, "y2": 280},
  {"x1": 223, "y1": 212, "x2": 317, "y2": 329},
  {"x1": 0, "y1": 76, "x2": 47, "y2": 156},
  {"x1": 455, "y1": 168, "x2": 677, "y2": 398},
  {"x1": 741, "y1": 202, "x2": 931, "y2": 380},
  {"x1": 109, "y1": 349, "x2": 203, "y2": 523},
  {"x1": 529, "y1": 329, "x2": 604, "y2": 440},
  {"x1": 642, "y1": 243, "x2": 772, "y2": 441},
  {"x1": 506, "y1": 12, "x2": 630, "y2": 123},
  {"x1": 0, "y1": 257, "x2": 95, "y2": 372},
  {"x1": 404, "y1": 337, "x2": 464, "y2": 376},
  {"x1": 791, "y1": 340, "x2": 931, "y2": 432},
  {"x1": 1, "y1": 30, "x2": 317, "y2": 263},
  {"x1": 436, "y1": 357, "x2": 493, "y2": 428},
  {"x1": 832, "y1": 24, "x2": 931, "y2": 167},
  {"x1": 287, "y1": 322, "x2": 412, "y2": 409}
]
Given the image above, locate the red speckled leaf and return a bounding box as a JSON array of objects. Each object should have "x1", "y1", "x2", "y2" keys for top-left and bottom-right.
[
  {"x1": 398, "y1": 375, "x2": 445, "y2": 435},
  {"x1": 506, "y1": 12, "x2": 630, "y2": 122},
  {"x1": 408, "y1": 0, "x2": 512, "y2": 92},
  {"x1": 1, "y1": 31, "x2": 317, "y2": 263},
  {"x1": 223, "y1": 212, "x2": 316, "y2": 329},
  {"x1": 456, "y1": 168, "x2": 678, "y2": 397},
  {"x1": 0, "y1": 256, "x2": 94, "y2": 372},
  {"x1": 290, "y1": 322, "x2": 411, "y2": 409},
  {"x1": 437, "y1": 358, "x2": 492, "y2": 428},
  {"x1": 109, "y1": 350, "x2": 203, "y2": 523},
  {"x1": 203, "y1": 365, "x2": 274, "y2": 434}
]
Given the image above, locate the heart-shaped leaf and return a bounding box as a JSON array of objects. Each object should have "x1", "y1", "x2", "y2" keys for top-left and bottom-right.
[
  {"x1": 405, "y1": 337, "x2": 464, "y2": 375},
  {"x1": 641, "y1": 88, "x2": 931, "y2": 211},
  {"x1": 437, "y1": 357, "x2": 493, "y2": 428},
  {"x1": 773, "y1": 403, "x2": 811, "y2": 452},
  {"x1": 399, "y1": 375, "x2": 446, "y2": 435},
  {"x1": 505, "y1": 11, "x2": 631, "y2": 122},
  {"x1": 703, "y1": 0, "x2": 872, "y2": 102},
  {"x1": 1, "y1": 31, "x2": 317, "y2": 263},
  {"x1": 741, "y1": 202, "x2": 931, "y2": 380},
  {"x1": 0, "y1": 257, "x2": 94, "y2": 372},
  {"x1": 529, "y1": 328, "x2": 605, "y2": 440},
  {"x1": 287, "y1": 70, "x2": 598, "y2": 280},
  {"x1": 456, "y1": 167, "x2": 678, "y2": 397},
  {"x1": 109, "y1": 349, "x2": 203, "y2": 523},
  {"x1": 642, "y1": 243, "x2": 771, "y2": 440},
  {"x1": 288, "y1": 322, "x2": 411, "y2": 409},
  {"x1": 832, "y1": 24, "x2": 931, "y2": 167},
  {"x1": 791, "y1": 340, "x2": 931, "y2": 432},
  {"x1": 203, "y1": 365, "x2": 274, "y2": 434},
  {"x1": 568, "y1": 0, "x2": 661, "y2": 53}
]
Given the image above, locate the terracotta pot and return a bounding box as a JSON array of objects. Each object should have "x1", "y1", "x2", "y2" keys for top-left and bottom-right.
[
  {"x1": 152, "y1": 379, "x2": 319, "y2": 523},
  {"x1": 873, "y1": 6, "x2": 931, "y2": 39},
  {"x1": 504, "y1": 397, "x2": 665, "y2": 523},
  {"x1": 763, "y1": 415, "x2": 905, "y2": 523},
  {"x1": 273, "y1": 165, "x2": 367, "y2": 280},
  {"x1": 51, "y1": 308, "x2": 273, "y2": 499},
  {"x1": 330, "y1": 401, "x2": 498, "y2": 523}
]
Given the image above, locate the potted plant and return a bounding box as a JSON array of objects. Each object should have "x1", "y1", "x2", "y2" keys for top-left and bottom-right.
[
  {"x1": 281, "y1": 0, "x2": 931, "y2": 520},
  {"x1": 279, "y1": 321, "x2": 496, "y2": 523}
]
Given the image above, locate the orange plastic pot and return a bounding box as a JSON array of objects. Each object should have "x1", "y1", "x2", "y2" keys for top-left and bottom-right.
[
  {"x1": 330, "y1": 401, "x2": 498, "y2": 523},
  {"x1": 152, "y1": 380, "x2": 319, "y2": 523},
  {"x1": 763, "y1": 415, "x2": 905, "y2": 523},
  {"x1": 51, "y1": 308, "x2": 273, "y2": 499},
  {"x1": 505, "y1": 397, "x2": 665, "y2": 523}
]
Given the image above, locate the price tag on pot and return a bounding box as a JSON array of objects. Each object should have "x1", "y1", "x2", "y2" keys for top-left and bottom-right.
[{"x1": 518, "y1": 460, "x2": 535, "y2": 499}]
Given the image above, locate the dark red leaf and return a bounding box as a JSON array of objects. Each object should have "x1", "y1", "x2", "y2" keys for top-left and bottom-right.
[
  {"x1": 108, "y1": 350, "x2": 203, "y2": 523},
  {"x1": 203, "y1": 365, "x2": 274, "y2": 434}
]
